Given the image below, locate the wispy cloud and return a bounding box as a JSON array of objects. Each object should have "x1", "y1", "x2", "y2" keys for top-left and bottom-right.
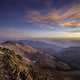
[
  {"x1": 24, "y1": 9, "x2": 62, "y2": 26},
  {"x1": 24, "y1": 4, "x2": 80, "y2": 28},
  {"x1": 0, "y1": 27, "x2": 30, "y2": 40}
]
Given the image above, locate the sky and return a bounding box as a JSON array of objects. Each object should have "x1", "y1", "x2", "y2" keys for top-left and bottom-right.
[{"x1": 0, "y1": 0, "x2": 80, "y2": 40}]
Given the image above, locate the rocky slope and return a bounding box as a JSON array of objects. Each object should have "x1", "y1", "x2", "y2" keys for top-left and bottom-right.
[{"x1": 0, "y1": 47, "x2": 33, "y2": 80}]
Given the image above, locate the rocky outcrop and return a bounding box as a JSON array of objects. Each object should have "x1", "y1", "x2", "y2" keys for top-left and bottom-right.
[{"x1": 0, "y1": 47, "x2": 33, "y2": 80}]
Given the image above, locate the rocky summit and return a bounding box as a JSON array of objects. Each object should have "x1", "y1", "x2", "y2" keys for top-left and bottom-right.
[{"x1": 0, "y1": 47, "x2": 33, "y2": 80}]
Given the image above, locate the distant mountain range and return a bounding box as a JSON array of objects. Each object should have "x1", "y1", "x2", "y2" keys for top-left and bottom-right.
[
  {"x1": 17, "y1": 39, "x2": 80, "y2": 53},
  {"x1": 18, "y1": 39, "x2": 80, "y2": 48}
]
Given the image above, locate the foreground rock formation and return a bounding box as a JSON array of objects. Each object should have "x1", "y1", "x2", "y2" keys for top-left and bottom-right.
[{"x1": 0, "y1": 47, "x2": 33, "y2": 80}]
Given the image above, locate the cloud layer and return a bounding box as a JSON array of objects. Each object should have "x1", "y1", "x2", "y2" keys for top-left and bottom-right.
[{"x1": 24, "y1": 4, "x2": 80, "y2": 28}]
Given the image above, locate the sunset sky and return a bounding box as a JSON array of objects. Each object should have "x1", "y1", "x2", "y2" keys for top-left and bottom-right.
[{"x1": 0, "y1": 0, "x2": 80, "y2": 40}]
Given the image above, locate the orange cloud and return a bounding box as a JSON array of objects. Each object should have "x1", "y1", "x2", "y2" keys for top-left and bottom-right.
[{"x1": 63, "y1": 21, "x2": 80, "y2": 27}]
